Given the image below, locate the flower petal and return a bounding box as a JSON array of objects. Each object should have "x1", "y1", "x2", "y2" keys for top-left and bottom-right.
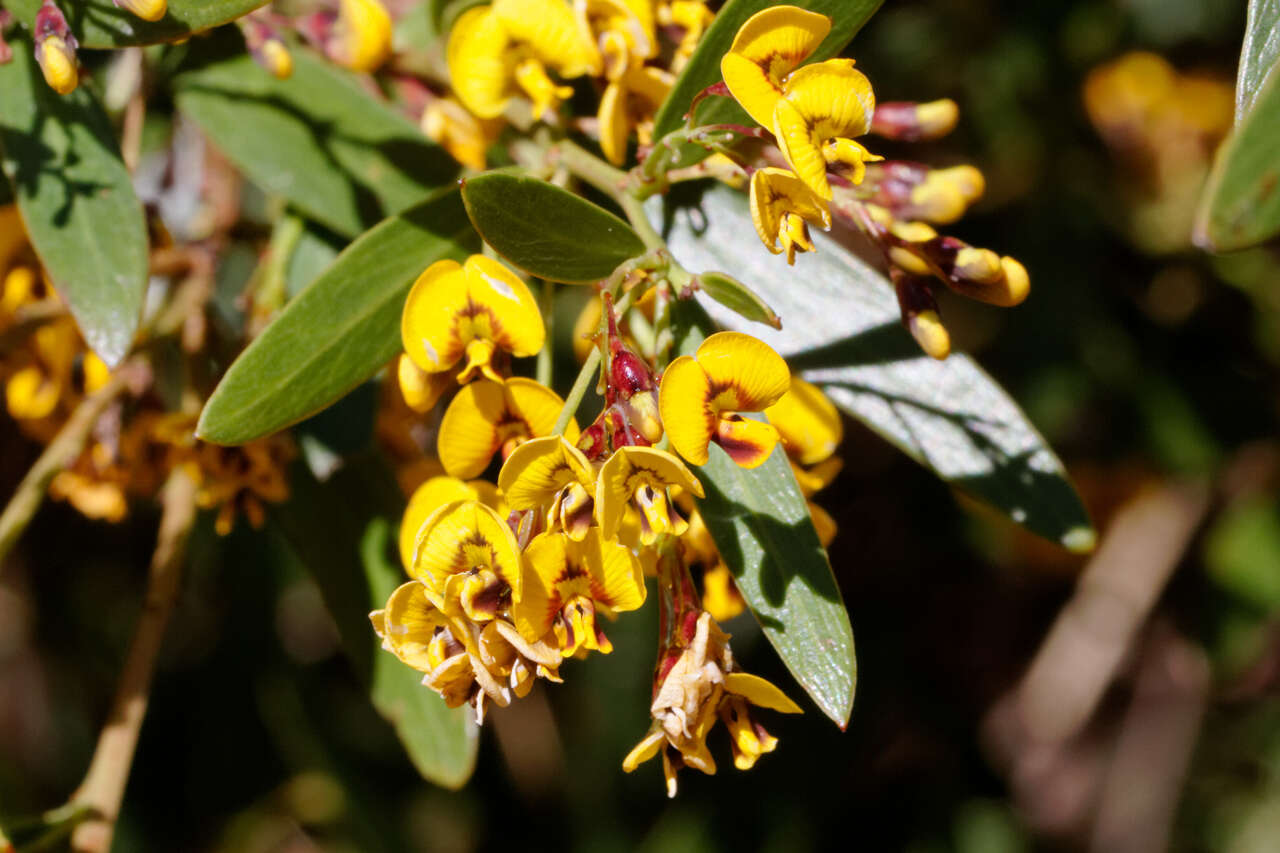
[
  {"x1": 401, "y1": 259, "x2": 470, "y2": 373},
  {"x1": 498, "y1": 434, "x2": 594, "y2": 510},
  {"x1": 596, "y1": 445, "x2": 703, "y2": 540},
  {"x1": 598, "y1": 79, "x2": 630, "y2": 166},
  {"x1": 504, "y1": 377, "x2": 579, "y2": 442},
  {"x1": 783, "y1": 59, "x2": 875, "y2": 139},
  {"x1": 377, "y1": 581, "x2": 447, "y2": 671},
  {"x1": 658, "y1": 354, "x2": 715, "y2": 466},
  {"x1": 764, "y1": 377, "x2": 842, "y2": 466},
  {"x1": 413, "y1": 500, "x2": 524, "y2": 600},
  {"x1": 437, "y1": 380, "x2": 506, "y2": 478},
  {"x1": 720, "y1": 5, "x2": 831, "y2": 128},
  {"x1": 723, "y1": 671, "x2": 803, "y2": 713},
  {"x1": 714, "y1": 414, "x2": 779, "y2": 469},
  {"x1": 513, "y1": 531, "x2": 567, "y2": 642},
  {"x1": 695, "y1": 331, "x2": 790, "y2": 412},
  {"x1": 397, "y1": 353, "x2": 452, "y2": 413},
  {"x1": 447, "y1": 6, "x2": 516, "y2": 119},
  {"x1": 578, "y1": 528, "x2": 646, "y2": 612},
  {"x1": 493, "y1": 0, "x2": 601, "y2": 77},
  {"x1": 773, "y1": 98, "x2": 831, "y2": 200},
  {"x1": 399, "y1": 476, "x2": 479, "y2": 570},
  {"x1": 463, "y1": 255, "x2": 546, "y2": 357}
]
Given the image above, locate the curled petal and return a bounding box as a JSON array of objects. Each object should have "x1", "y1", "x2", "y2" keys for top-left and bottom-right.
[
  {"x1": 374, "y1": 581, "x2": 450, "y2": 671},
  {"x1": 749, "y1": 167, "x2": 830, "y2": 256},
  {"x1": 398, "y1": 353, "x2": 452, "y2": 413},
  {"x1": 598, "y1": 79, "x2": 630, "y2": 166}
]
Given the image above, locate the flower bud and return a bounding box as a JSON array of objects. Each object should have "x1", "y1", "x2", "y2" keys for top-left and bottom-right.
[
  {"x1": 113, "y1": 0, "x2": 167, "y2": 22},
  {"x1": 328, "y1": 0, "x2": 392, "y2": 73},
  {"x1": 871, "y1": 99, "x2": 959, "y2": 141},
  {"x1": 34, "y1": 1, "x2": 78, "y2": 95},
  {"x1": 893, "y1": 271, "x2": 950, "y2": 360},
  {"x1": 257, "y1": 39, "x2": 293, "y2": 79}
]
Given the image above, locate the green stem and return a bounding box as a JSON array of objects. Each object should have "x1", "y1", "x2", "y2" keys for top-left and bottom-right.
[
  {"x1": 536, "y1": 278, "x2": 554, "y2": 387},
  {"x1": 554, "y1": 139, "x2": 665, "y2": 251}
]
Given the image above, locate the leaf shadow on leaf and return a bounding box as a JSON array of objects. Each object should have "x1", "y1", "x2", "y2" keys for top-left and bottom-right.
[
  {"x1": 785, "y1": 323, "x2": 926, "y2": 370},
  {"x1": 695, "y1": 468, "x2": 837, "y2": 620},
  {"x1": 0, "y1": 60, "x2": 116, "y2": 227}
]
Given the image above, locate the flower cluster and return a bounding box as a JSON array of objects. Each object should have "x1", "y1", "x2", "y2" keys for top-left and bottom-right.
[{"x1": 373, "y1": 242, "x2": 836, "y2": 793}]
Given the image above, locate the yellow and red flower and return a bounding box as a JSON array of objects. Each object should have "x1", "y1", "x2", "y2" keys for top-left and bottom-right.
[{"x1": 437, "y1": 377, "x2": 576, "y2": 479}]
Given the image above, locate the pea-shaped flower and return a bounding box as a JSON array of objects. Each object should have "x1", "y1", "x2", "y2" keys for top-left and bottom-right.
[
  {"x1": 447, "y1": 0, "x2": 600, "y2": 120},
  {"x1": 595, "y1": 446, "x2": 703, "y2": 545},
  {"x1": 659, "y1": 332, "x2": 790, "y2": 469},
  {"x1": 720, "y1": 5, "x2": 880, "y2": 199},
  {"x1": 437, "y1": 378, "x2": 577, "y2": 479},
  {"x1": 399, "y1": 475, "x2": 507, "y2": 570},
  {"x1": 749, "y1": 167, "x2": 831, "y2": 264},
  {"x1": 411, "y1": 499, "x2": 524, "y2": 622},
  {"x1": 498, "y1": 436, "x2": 597, "y2": 541},
  {"x1": 514, "y1": 530, "x2": 646, "y2": 657},
  {"x1": 401, "y1": 255, "x2": 545, "y2": 385}
]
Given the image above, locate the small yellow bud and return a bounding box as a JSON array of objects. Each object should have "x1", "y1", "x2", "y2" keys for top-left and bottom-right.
[
  {"x1": 331, "y1": 0, "x2": 392, "y2": 73},
  {"x1": 908, "y1": 309, "x2": 951, "y2": 360},
  {"x1": 953, "y1": 247, "x2": 1003, "y2": 284},
  {"x1": 938, "y1": 165, "x2": 985, "y2": 204},
  {"x1": 998, "y1": 256, "x2": 1030, "y2": 305},
  {"x1": 38, "y1": 35, "x2": 79, "y2": 95},
  {"x1": 888, "y1": 246, "x2": 931, "y2": 276},
  {"x1": 114, "y1": 0, "x2": 167, "y2": 22},
  {"x1": 914, "y1": 99, "x2": 959, "y2": 138},
  {"x1": 888, "y1": 220, "x2": 937, "y2": 244},
  {"x1": 260, "y1": 39, "x2": 293, "y2": 79}
]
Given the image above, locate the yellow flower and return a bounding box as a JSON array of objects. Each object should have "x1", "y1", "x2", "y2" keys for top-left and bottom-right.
[
  {"x1": 621, "y1": 611, "x2": 801, "y2": 795},
  {"x1": 498, "y1": 435, "x2": 597, "y2": 540},
  {"x1": 399, "y1": 475, "x2": 507, "y2": 571},
  {"x1": 114, "y1": 0, "x2": 167, "y2": 22},
  {"x1": 659, "y1": 332, "x2": 790, "y2": 469},
  {"x1": 749, "y1": 166, "x2": 830, "y2": 264},
  {"x1": 598, "y1": 65, "x2": 674, "y2": 166},
  {"x1": 579, "y1": 0, "x2": 656, "y2": 79},
  {"x1": 764, "y1": 376, "x2": 841, "y2": 467},
  {"x1": 596, "y1": 446, "x2": 702, "y2": 545},
  {"x1": 658, "y1": 0, "x2": 714, "y2": 69},
  {"x1": 401, "y1": 255, "x2": 545, "y2": 385},
  {"x1": 699, "y1": 563, "x2": 743, "y2": 622},
  {"x1": 447, "y1": 0, "x2": 600, "y2": 120},
  {"x1": 329, "y1": 0, "x2": 392, "y2": 72},
  {"x1": 411, "y1": 499, "x2": 524, "y2": 621},
  {"x1": 437, "y1": 377, "x2": 577, "y2": 479},
  {"x1": 513, "y1": 529, "x2": 645, "y2": 656},
  {"x1": 421, "y1": 97, "x2": 503, "y2": 171},
  {"x1": 720, "y1": 6, "x2": 880, "y2": 199}
]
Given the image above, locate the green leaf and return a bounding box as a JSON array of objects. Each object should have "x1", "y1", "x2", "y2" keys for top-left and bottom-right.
[
  {"x1": 274, "y1": 458, "x2": 478, "y2": 788},
  {"x1": 649, "y1": 0, "x2": 883, "y2": 163},
  {"x1": 1196, "y1": 62, "x2": 1280, "y2": 251},
  {"x1": 0, "y1": 32, "x2": 148, "y2": 366},
  {"x1": 198, "y1": 187, "x2": 478, "y2": 444},
  {"x1": 1236, "y1": 0, "x2": 1280, "y2": 123},
  {"x1": 652, "y1": 183, "x2": 1095, "y2": 552},
  {"x1": 4, "y1": 0, "x2": 269, "y2": 49},
  {"x1": 174, "y1": 32, "x2": 458, "y2": 238},
  {"x1": 674, "y1": 301, "x2": 855, "y2": 727},
  {"x1": 461, "y1": 172, "x2": 647, "y2": 283},
  {"x1": 696, "y1": 270, "x2": 780, "y2": 329}
]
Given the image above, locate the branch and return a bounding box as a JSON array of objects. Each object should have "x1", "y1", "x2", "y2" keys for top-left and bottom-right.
[{"x1": 69, "y1": 470, "x2": 198, "y2": 853}]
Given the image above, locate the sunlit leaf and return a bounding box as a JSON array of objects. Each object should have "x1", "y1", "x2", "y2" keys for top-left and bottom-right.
[
  {"x1": 462, "y1": 172, "x2": 647, "y2": 283},
  {"x1": 0, "y1": 32, "x2": 148, "y2": 366},
  {"x1": 652, "y1": 183, "x2": 1095, "y2": 552},
  {"x1": 1236, "y1": 0, "x2": 1280, "y2": 123},
  {"x1": 174, "y1": 31, "x2": 458, "y2": 238},
  {"x1": 1196, "y1": 64, "x2": 1280, "y2": 251},
  {"x1": 649, "y1": 0, "x2": 883, "y2": 166},
  {"x1": 674, "y1": 301, "x2": 855, "y2": 727},
  {"x1": 4, "y1": 0, "x2": 269, "y2": 48},
  {"x1": 198, "y1": 188, "x2": 478, "y2": 444},
  {"x1": 274, "y1": 458, "x2": 479, "y2": 788}
]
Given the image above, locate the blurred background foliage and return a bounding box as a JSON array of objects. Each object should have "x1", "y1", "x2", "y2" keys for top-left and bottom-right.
[{"x1": 3, "y1": 0, "x2": 1280, "y2": 850}]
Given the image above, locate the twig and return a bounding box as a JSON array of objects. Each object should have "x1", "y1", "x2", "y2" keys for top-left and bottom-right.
[
  {"x1": 68, "y1": 471, "x2": 198, "y2": 853},
  {"x1": 0, "y1": 365, "x2": 137, "y2": 567}
]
